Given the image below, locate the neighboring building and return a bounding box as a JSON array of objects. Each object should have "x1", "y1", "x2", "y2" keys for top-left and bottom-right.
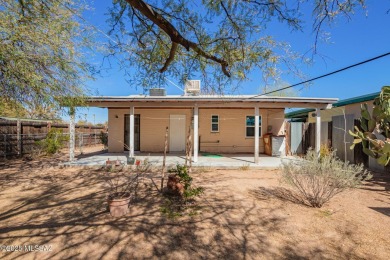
[
  {"x1": 285, "y1": 91, "x2": 382, "y2": 171},
  {"x1": 86, "y1": 92, "x2": 337, "y2": 163}
]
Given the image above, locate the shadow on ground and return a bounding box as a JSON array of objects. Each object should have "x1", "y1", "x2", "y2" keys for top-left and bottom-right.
[{"x1": 0, "y1": 162, "x2": 385, "y2": 259}]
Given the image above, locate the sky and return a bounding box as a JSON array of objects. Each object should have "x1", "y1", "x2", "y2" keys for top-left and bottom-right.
[{"x1": 74, "y1": 0, "x2": 390, "y2": 124}]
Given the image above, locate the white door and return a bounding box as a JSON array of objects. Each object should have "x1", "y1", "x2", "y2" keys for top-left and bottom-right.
[{"x1": 169, "y1": 115, "x2": 186, "y2": 152}]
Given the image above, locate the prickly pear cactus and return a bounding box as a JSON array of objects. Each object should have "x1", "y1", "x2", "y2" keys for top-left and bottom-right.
[{"x1": 350, "y1": 86, "x2": 390, "y2": 166}]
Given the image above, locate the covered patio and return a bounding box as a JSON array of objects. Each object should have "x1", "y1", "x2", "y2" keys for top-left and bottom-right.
[
  {"x1": 68, "y1": 94, "x2": 338, "y2": 165},
  {"x1": 64, "y1": 152, "x2": 285, "y2": 169}
]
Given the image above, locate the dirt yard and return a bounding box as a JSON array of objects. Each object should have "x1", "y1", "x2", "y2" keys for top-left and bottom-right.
[{"x1": 0, "y1": 151, "x2": 389, "y2": 259}]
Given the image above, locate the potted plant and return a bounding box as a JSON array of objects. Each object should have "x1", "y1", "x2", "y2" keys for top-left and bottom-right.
[
  {"x1": 127, "y1": 156, "x2": 135, "y2": 165},
  {"x1": 166, "y1": 165, "x2": 203, "y2": 199},
  {"x1": 104, "y1": 165, "x2": 135, "y2": 217},
  {"x1": 104, "y1": 160, "x2": 151, "y2": 217}
]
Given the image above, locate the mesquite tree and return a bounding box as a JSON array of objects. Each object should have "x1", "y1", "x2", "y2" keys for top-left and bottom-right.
[
  {"x1": 350, "y1": 86, "x2": 390, "y2": 166},
  {"x1": 0, "y1": 0, "x2": 94, "y2": 115},
  {"x1": 109, "y1": 0, "x2": 367, "y2": 92}
]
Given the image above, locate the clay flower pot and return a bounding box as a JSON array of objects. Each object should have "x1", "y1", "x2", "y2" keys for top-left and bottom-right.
[
  {"x1": 167, "y1": 175, "x2": 184, "y2": 196},
  {"x1": 107, "y1": 192, "x2": 131, "y2": 217}
]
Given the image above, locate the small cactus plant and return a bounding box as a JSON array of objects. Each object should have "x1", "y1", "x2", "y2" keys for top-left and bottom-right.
[{"x1": 350, "y1": 86, "x2": 390, "y2": 166}]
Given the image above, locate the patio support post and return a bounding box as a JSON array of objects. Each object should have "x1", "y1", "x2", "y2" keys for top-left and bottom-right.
[
  {"x1": 315, "y1": 108, "x2": 321, "y2": 155},
  {"x1": 254, "y1": 106, "x2": 259, "y2": 164},
  {"x1": 193, "y1": 105, "x2": 199, "y2": 163},
  {"x1": 69, "y1": 108, "x2": 75, "y2": 162},
  {"x1": 129, "y1": 106, "x2": 135, "y2": 158}
]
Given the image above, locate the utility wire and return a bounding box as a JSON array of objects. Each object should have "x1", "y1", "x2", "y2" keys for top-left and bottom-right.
[{"x1": 247, "y1": 51, "x2": 390, "y2": 99}]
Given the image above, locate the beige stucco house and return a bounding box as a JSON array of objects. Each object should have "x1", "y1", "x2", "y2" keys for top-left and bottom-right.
[{"x1": 86, "y1": 94, "x2": 337, "y2": 163}]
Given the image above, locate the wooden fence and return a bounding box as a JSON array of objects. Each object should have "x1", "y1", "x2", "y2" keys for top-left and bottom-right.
[{"x1": 0, "y1": 119, "x2": 107, "y2": 158}]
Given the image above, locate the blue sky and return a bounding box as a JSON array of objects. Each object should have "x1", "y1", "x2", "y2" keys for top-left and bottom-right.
[{"x1": 75, "y1": 0, "x2": 390, "y2": 124}]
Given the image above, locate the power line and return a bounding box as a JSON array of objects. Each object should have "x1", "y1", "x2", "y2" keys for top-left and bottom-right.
[{"x1": 248, "y1": 51, "x2": 390, "y2": 99}]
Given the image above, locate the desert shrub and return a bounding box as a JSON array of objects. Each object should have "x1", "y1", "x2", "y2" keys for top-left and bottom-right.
[
  {"x1": 37, "y1": 129, "x2": 69, "y2": 155},
  {"x1": 281, "y1": 150, "x2": 372, "y2": 207},
  {"x1": 168, "y1": 165, "x2": 204, "y2": 199},
  {"x1": 319, "y1": 144, "x2": 332, "y2": 159},
  {"x1": 99, "y1": 131, "x2": 108, "y2": 148}
]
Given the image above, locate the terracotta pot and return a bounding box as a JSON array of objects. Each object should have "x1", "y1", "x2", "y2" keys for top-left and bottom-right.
[
  {"x1": 167, "y1": 175, "x2": 184, "y2": 195},
  {"x1": 107, "y1": 192, "x2": 131, "y2": 217}
]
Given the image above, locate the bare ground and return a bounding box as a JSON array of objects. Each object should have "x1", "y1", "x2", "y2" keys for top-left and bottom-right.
[{"x1": 0, "y1": 151, "x2": 389, "y2": 259}]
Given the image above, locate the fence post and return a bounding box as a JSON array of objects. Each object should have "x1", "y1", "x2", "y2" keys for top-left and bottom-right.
[
  {"x1": 17, "y1": 119, "x2": 22, "y2": 156},
  {"x1": 89, "y1": 126, "x2": 92, "y2": 146},
  {"x1": 69, "y1": 112, "x2": 75, "y2": 162},
  {"x1": 3, "y1": 134, "x2": 6, "y2": 160},
  {"x1": 79, "y1": 133, "x2": 83, "y2": 154}
]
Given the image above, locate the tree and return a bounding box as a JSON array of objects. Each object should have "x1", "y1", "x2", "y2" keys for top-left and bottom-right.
[
  {"x1": 350, "y1": 86, "x2": 390, "y2": 166},
  {"x1": 0, "y1": 0, "x2": 94, "y2": 114},
  {"x1": 108, "y1": 0, "x2": 366, "y2": 92},
  {"x1": 261, "y1": 80, "x2": 298, "y2": 97}
]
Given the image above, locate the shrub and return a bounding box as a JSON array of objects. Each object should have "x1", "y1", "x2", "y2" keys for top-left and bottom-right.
[
  {"x1": 319, "y1": 144, "x2": 332, "y2": 159},
  {"x1": 281, "y1": 150, "x2": 372, "y2": 208},
  {"x1": 37, "y1": 129, "x2": 69, "y2": 155},
  {"x1": 168, "y1": 165, "x2": 204, "y2": 199},
  {"x1": 99, "y1": 131, "x2": 108, "y2": 148}
]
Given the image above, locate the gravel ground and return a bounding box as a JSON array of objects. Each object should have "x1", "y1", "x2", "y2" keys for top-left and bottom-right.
[{"x1": 0, "y1": 150, "x2": 389, "y2": 259}]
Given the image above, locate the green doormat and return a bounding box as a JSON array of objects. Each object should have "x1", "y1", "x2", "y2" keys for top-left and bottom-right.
[{"x1": 201, "y1": 153, "x2": 222, "y2": 158}]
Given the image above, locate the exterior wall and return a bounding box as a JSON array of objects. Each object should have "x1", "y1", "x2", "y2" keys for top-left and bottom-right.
[
  {"x1": 108, "y1": 108, "x2": 127, "y2": 152},
  {"x1": 198, "y1": 108, "x2": 284, "y2": 153},
  {"x1": 345, "y1": 100, "x2": 374, "y2": 116},
  {"x1": 139, "y1": 108, "x2": 192, "y2": 152},
  {"x1": 307, "y1": 100, "x2": 374, "y2": 123},
  {"x1": 107, "y1": 107, "x2": 285, "y2": 154}
]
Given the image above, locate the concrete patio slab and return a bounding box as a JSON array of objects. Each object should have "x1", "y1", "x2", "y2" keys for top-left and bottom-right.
[{"x1": 63, "y1": 152, "x2": 284, "y2": 169}]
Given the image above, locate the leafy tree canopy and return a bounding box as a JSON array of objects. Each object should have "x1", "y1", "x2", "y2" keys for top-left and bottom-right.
[
  {"x1": 0, "y1": 0, "x2": 94, "y2": 115},
  {"x1": 108, "y1": 0, "x2": 366, "y2": 92}
]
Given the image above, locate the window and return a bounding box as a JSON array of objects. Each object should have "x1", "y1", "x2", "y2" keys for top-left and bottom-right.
[
  {"x1": 246, "y1": 116, "x2": 261, "y2": 137},
  {"x1": 211, "y1": 115, "x2": 219, "y2": 132}
]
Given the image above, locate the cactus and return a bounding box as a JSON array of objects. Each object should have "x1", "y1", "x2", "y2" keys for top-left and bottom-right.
[{"x1": 350, "y1": 86, "x2": 390, "y2": 166}]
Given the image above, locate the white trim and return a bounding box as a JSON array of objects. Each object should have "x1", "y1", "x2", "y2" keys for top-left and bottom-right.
[
  {"x1": 86, "y1": 95, "x2": 338, "y2": 104},
  {"x1": 129, "y1": 106, "x2": 135, "y2": 157},
  {"x1": 315, "y1": 108, "x2": 321, "y2": 155},
  {"x1": 211, "y1": 114, "x2": 219, "y2": 132},
  {"x1": 194, "y1": 106, "x2": 199, "y2": 163},
  {"x1": 245, "y1": 115, "x2": 262, "y2": 138},
  {"x1": 254, "y1": 107, "x2": 259, "y2": 164}
]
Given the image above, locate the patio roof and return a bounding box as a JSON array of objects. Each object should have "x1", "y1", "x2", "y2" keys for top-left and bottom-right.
[
  {"x1": 86, "y1": 95, "x2": 338, "y2": 109},
  {"x1": 285, "y1": 91, "x2": 379, "y2": 119}
]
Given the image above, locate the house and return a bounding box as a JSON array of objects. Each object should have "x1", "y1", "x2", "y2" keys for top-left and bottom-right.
[
  {"x1": 83, "y1": 89, "x2": 337, "y2": 164},
  {"x1": 285, "y1": 91, "x2": 382, "y2": 171}
]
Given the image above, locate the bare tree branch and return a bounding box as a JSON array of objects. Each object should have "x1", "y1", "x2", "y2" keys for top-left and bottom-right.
[
  {"x1": 125, "y1": 0, "x2": 231, "y2": 77},
  {"x1": 159, "y1": 42, "x2": 178, "y2": 73}
]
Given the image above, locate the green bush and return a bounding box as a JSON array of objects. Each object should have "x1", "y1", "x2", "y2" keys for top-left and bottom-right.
[
  {"x1": 281, "y1": 150, "x2": 372, "y2": 208},
  {"x1": 37, "y1": 129, "x2": 69, "y2": 155},
  {"x1": 99, "y1": 131, "x2": 108, "y2": 148},
  {"x1": 169, "y1": 165, "x2": 204, "y2": 199}
]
